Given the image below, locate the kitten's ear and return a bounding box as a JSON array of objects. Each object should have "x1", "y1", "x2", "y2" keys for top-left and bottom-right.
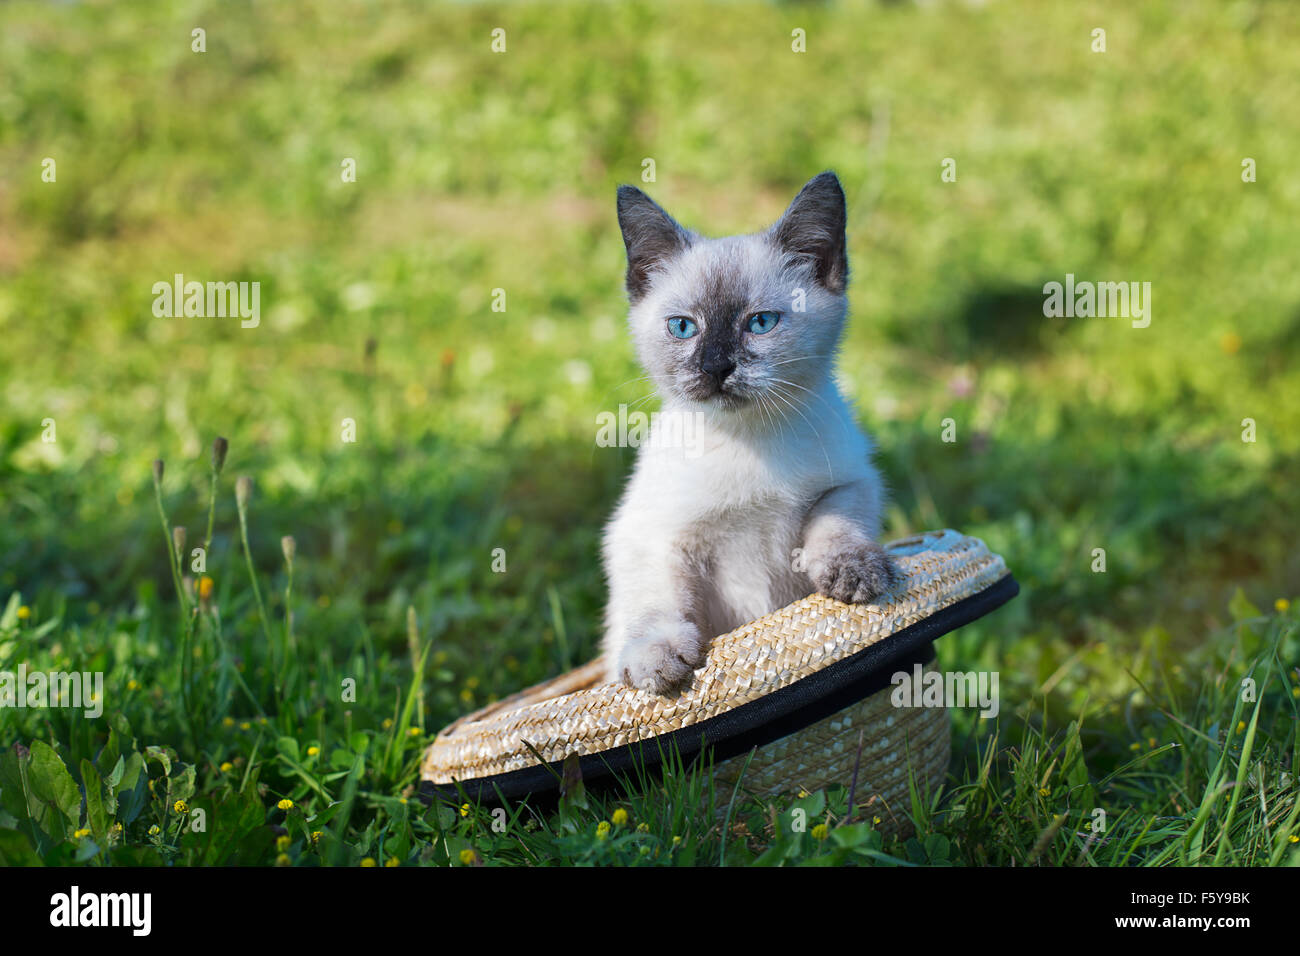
[
  {"x1": 617, "y1": 185, "x2": 692, "y2": 301},
  {"x1": 770, "y1": 171, "x2": 848, "y2": 294}
]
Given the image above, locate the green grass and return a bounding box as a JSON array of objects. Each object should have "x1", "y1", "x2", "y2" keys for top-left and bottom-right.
[{"x1": 0, "y1": 0, "x2": 1297, "y2": 866}]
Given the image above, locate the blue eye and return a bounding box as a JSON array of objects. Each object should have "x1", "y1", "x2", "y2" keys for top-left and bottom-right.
[
  {"x1": 667, "y1": 316, "x2": 699, "y2": 339},
  {"x1": 747, "y1": 311, "x2": 781, "y2": 334}
]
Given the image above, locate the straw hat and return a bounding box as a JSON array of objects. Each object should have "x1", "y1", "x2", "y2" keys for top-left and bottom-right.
[{"x1": 422, "y1": 529, "x2": 1017, "y2": 837}]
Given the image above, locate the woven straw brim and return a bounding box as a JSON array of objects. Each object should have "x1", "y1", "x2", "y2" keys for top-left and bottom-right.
[{"x1": 423, "y1": 529, "x2": 1013, "y2": 813}]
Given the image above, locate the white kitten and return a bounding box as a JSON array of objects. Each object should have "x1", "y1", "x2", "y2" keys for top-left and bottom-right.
[{"x1": 601, "y1": 172, "x2": 897, "y2": 694}]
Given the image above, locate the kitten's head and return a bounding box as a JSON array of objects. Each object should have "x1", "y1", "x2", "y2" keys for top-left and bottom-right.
[{"x1": 616, "y1": 172, "x2": 850, "y2": 415}]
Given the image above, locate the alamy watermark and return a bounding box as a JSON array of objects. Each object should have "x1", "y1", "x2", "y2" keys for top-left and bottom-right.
[
  {"x1": 50, "y1": 886, "x2": 151, "y2": 936},
  {"x1": 0, "y1": 665, "x2": 103, "y2": 719},
  {"x1": 1042, "y1": 273, "x2": 1151, "y2": 328},
  {"x1": 890, "y1": 664, "x2": 999, "y2": 718},
  {"x1": 596, "y1": 405, "x2": 705, "y2": 458},
  {"x1": 152, "y1": 273, "x2": 260, "y2": 328}
]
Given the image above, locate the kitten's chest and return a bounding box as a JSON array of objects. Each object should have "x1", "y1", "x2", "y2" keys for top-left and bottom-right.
[
  {"x1": 635, "y1": 436, "x2": 813, "y2": 565},
  {"x1": 675, "y1": 443, "x2": 813, "y2": 579},
  {"x1": 684, "y1": 499, "x2": 809, "y2": 633},
  {"x1": 647, "y1": 423, "x2": 834, "y2": 514}
]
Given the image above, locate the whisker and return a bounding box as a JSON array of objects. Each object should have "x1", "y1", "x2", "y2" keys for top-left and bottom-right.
[
  {"x1": 757, "y1": 391, "x2": 783, "y2": 435},
  {"x1": 768, "y1": 376, "x2": 843, "y2": 422},
  {"x1": 767, "y1": 382, "x2": 835, "y2": 483},
  {"x1": 587, "y1": 387, "x2": 659, "y2": 468},
  {"x1": 595, "y1": 373, "x2": 656, "y2": 409}
]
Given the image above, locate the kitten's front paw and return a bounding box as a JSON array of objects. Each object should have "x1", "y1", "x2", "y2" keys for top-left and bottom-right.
[
  {"x1": 619, "y1": 619, "x2": 708, "y2": 695},
  {"x1": 810, "y1": 542, "x2": 900, "y2": 605}
]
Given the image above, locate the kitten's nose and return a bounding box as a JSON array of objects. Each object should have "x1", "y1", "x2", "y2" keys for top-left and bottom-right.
[{"x1": 700, "y1": 357, "x2": 736, "y2": 388}]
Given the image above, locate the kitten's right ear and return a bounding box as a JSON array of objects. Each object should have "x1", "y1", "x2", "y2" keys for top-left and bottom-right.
[{"x1": 616, "y1": 185, "x2": 692, "y2": 301}]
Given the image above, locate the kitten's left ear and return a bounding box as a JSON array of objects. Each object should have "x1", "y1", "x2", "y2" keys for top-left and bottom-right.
[{"x1": 770, "y1": 171, "x2": 848, "y2": 294}]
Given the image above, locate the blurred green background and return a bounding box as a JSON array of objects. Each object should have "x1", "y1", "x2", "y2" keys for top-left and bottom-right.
[{"x1": 0, "y1": 0, "x2": 1297, "y2": 865}]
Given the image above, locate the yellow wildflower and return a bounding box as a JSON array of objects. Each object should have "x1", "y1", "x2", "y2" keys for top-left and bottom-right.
[
  {"x1": 612, "y1": 808, "x2": 629, "y2": 826},
  {"x1": 277, "y1": 798, "x2": 294, "y2": 811}
]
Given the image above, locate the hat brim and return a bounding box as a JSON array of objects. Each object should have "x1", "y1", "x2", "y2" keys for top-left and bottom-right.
[{"x1": 421, "y1": 530, "x2": 1018, "y2": 806}]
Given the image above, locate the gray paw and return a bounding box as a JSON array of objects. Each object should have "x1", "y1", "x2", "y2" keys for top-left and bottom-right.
[
  {"x1": 810, "y1": 543, "x2": 900, "y2": 605},
  {"x1": 619, "y1": 619, "x2": 708, "y2": 694}
]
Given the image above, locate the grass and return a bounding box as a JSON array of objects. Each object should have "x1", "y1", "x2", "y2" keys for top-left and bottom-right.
[{"x1": 0, "y1": 0, "x2": 1297, "y2": 866}]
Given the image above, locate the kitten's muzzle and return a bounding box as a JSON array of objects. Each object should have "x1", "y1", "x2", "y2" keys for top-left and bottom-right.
[{"x1": 699, "y1": 357, "x2": 737, "y2": 390}]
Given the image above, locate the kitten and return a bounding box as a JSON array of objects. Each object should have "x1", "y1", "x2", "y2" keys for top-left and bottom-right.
[{"x1": 601, "y1": 172, "x2": 898, "y2": 694}]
